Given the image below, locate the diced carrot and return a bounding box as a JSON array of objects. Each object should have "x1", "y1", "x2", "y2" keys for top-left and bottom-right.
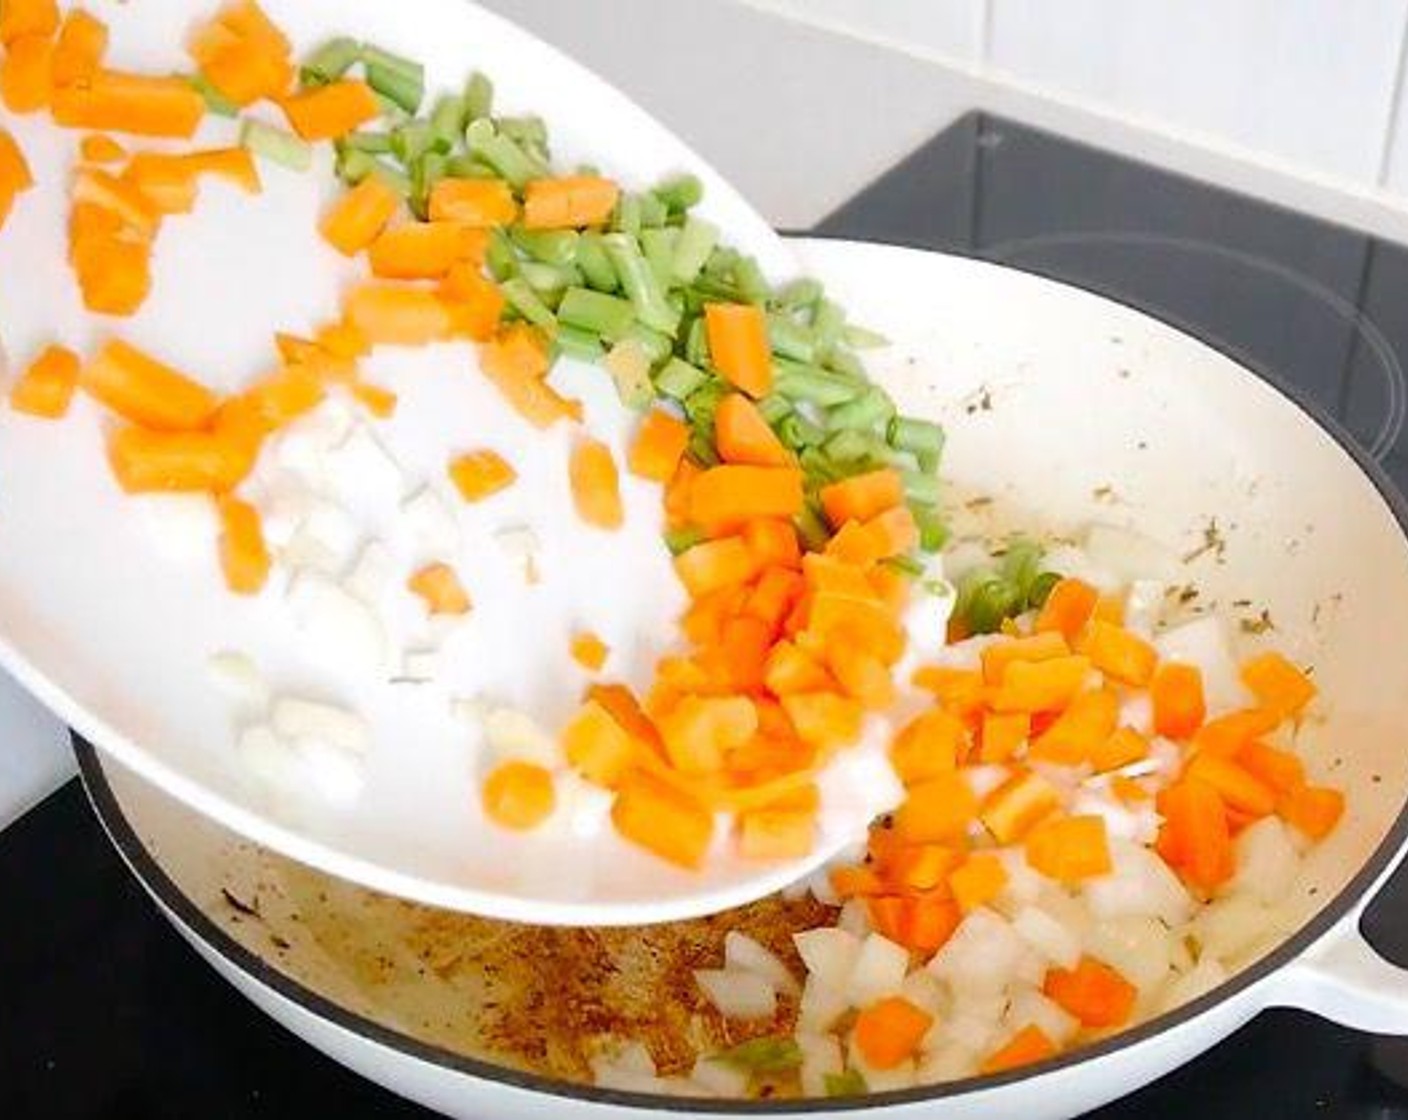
[
  {"x1": 802, "y1": 552, "x2": 881, "y2": 601},
  {"x1": 348, "y1": 380, "x2": 396, "y2": 418},
  {"x1": 1278, "y1": 784, "x2": 1344, "y2": 840},
  {"x1": 818, "y1": 468, "x2": 903, "y2": 528},
  {"x1": 436, "y1": 261, "x2": 504, "y2": 341},
  {"x1": 1083, "y1": 620, "x2": 1158, "y2": 687},
  {"x1": 827, "y1": 643, "x2": 893, "y2": 711},
  {"x1": 0, "y1": 0, "x2": 56, "y2": 44},
  {"x1": 689, "y1": 464, "x2": 804, "y2": 525},
  {"x1": 448, "y1": 449, "x2": 516, "y2": 502},
  {"x1": 889, "y1": 708, "x2": 964, "y2": 784},
  {"x1": 1, "y1": 34, "x2": 53, "y2": 113},
  {"x1": 1157, "y1": 779, "x2": 1233, "y2": 890},
  {"x1": 862, "y1": 506, "x2": 920, "y2": 561},
  {"x1": 949, "y1": 853, "x2": 1008, "y2": 912},
  {"x1": 82, "y1": 339, "x2": 217, "y2": 430},
  {"x1": 719, "y1": 614, "x2": 773, "y2": 691},
  {"x1": 0, "y1": 126, "x2": 33, "y2": 193},
  {"x1": 585, "y1": 683, "x2": 663, "y2": 756},
  {"x1": 1034, "y1": 576, "x2": 1099, "y2": 641},
  {"x1": 237, "y1": 364, "x2": 325, "y2": 431},
  {"x1": 407, "y1": 562, "x2": 472, "y2": 616},
  {"x1": 1043, "y1": 956, "x2": 1137, "y2": 1029},
  {"x1": 563, "y1": 699, "x2": 641, "y2": 787},
  {"x1": 368, "y1": 221, "x2": 477, "y2": 279},
  {"x1": 1241, "y1": 651, "x2": 1317, "y2": 718},
  {"x1": 280, "y1": 79, "x2": 378, "y2": 140},
  {"x1": 1111, "y1": 775, "x2": 1151, "y2": 804},
  {"x1": 72, "y1": 166, "x2": 160, "y2": 236},
  {"x1": 628, "y1": 408, "x2": 689, "y2": 482},
  {"x1": 215, "y1": 0, "x2": 290, "y2": 57},
  {"x1": 568, "y1": 632, "x2": 610, "y2": 673},
  {"x1": 1029, "y1": 688, "x2": 1118, "y2": 766},
  {"x1": 79, "y1": 133, "x2": 125, "y2": 164},
  {"x1": 714, "y1": 392, "x2": 792, "y2": 466},
  {"x1": 912, "y1": 666, "x2": 985, "y2": 717},
  {"x1": 521, "y1": 175, "x2": 618, "y2": 229},
  {"x1": 8, "y1": 343, "x2": 79, "y2": 418},
  {"x1": 53, "y1": 70, "x2": 205, "y2": 138},
  {"x1": 1185, "y1": 752, "x2": 1276, "y2": 817},
  {"x1": 216, "y1": 495, "x2": 270, "y2": 594},
  {"x1": 105, "y1": 425, "x2": 255, "y2": 493},
  {"x1": 831, "y1": 864, "x2": 885, "y2": 899},
  {"x1": 744, "y1": 518, "x2": 801, "y2": 570},
  {"x1": 894, "y1": 771, "x2": 978, "y2": 844},
  {"x1": 569, "y1": 437, "x2": 624, "y2": 530},
  {"x1": 482, "y1": 760, "x2": 555, "y2": 830},
  {"x1": 478, "y1": 325, "x2": 581, "y2": 428},
  {"x1": 316, "y1": 320, "x2": 370, "y2": 360},
  {"x1": 979, "y1": 711, "x2": 1029, "y2": 764},
  {"x1": 1236, "y1": 740, "x2": 1306, "y2": 795},
  {"x1": 854, "y1": 996, "x2": 934, "y2": 1070},
  {"x1": 1190, "y1": 708, "x2": 1281, "y2": 758},
  {"x1": 320, "y1": 175, "x2": 402, "y2": 256},
  {"x1": 762, "y1": 640, "x2": 833, "y2": 695},
  {"x1": 704, "y1": 302, "x2": 771, "y2": 397},
  {"x1": 1151, "y1": 661, "x2": 1206, "y2": 739},
  {"x1": 674, "y1": 536, "x2": 757, "y2": 598},
  {"x1": 71, "y1": 236, "x2": 151, "y2": 315},
  {"x1": 981, "y1": 631, "x2": 1071, "y2": 686},
  {"x1": 990, "y1": 656, "x2": 1091, "y2": 713},
  {"x1": 195, "y1": 32, "x2": 291, "y2": 106},
  {"x1": 428, "y1": 178, "x2": 517, "y2": 226},
  {"x1": 658, "y1": 695, "x2": 756, "y2": 773},
  {"x1": 805, "y1": 594, "x2": 907, "y2": 665},
  {"x1": 51, "y1": 9, "x2": 106, "y2": 88},
  {"x1": 737, "y1": 800, "x2": 816, "y2": 860},
  {"x1": 1024, "y1": 815, "x2": 1112, "y2": 882},
  {"x1": 878, "y1": 843, "x2": 962, "y2": 891},
  {"x1": 898, "y1": 895, "x2": 963, "y2": 953},
  {"x1": 343, "y1": 284, "x2": 458, "y2": 346},
  {"x1": 981, "y1": 770, "x2": 1062, "y2": 844},
  {"x1": 174, "y1": 147, "x2": 261, "y2": 192},
  {"x1": 1092, "y1": 593, "x2": 1126, "y2": 626},
  {"x1": 981, "y1": 1024, "x2": 1057, "y2": 1075},
  {"x1": 1091, "y1": 725, "x2": 1150, "y2": 772},
  {"x1": 612, "y1": 767, "x2": 714, "y2": 868},
  {"x1": 780, "y1": 691, "x2": 863, "y2": 751}
]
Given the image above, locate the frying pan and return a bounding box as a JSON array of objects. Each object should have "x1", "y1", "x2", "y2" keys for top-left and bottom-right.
[{"x1": 79, "y1": 236, "x2": 1408, "y2": 1117}]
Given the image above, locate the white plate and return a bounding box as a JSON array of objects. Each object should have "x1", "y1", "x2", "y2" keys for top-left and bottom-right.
[{"x1": 0, "y1": 0, "x2": 816, "y2": 925}]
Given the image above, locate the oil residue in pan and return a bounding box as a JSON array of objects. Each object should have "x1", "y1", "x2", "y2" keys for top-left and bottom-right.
[{"x1": 205, "y1": 838, "x2": 832, "y2": 1087}]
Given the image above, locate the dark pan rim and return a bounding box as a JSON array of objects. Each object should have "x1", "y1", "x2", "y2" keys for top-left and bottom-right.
[{"x1": 77, "y1": 235, "x2": 1408, "y2": 1113}]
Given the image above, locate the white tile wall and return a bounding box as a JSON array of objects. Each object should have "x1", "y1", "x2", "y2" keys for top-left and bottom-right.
[
  {"x1": 741, "y1": 0, "x2": 987, "y2": 64},
  {"x1": 987, "y1": 0, "x2": 1408, "y2": 185}
]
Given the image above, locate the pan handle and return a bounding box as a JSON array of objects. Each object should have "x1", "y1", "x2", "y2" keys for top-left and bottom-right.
[{"x1": 1272, "y1": 908, "x2": 1408, "y2": 1033}]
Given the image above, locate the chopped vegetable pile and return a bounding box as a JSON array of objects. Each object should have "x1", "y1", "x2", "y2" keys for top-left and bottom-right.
[{"x1": 0, "y1": 1, "x2": 1350, "y2": 1096}]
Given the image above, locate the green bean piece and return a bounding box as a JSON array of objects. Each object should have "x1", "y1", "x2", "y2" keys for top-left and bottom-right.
[
  {"x1": 464, "y1": 119, "x2": 545, "y2": 188},
  {"x1": 603, "y1": 339, "x2": 656, "y2": 409},
  {"x1": 638, "y1": 190, "x2": 668, "y2": 228},
  {"x1": 799, "y1": 446, "x2": 845, "y2": 484},
  {"x1": 913, "y1": 505, "x2": 949, "y2": 552},
  {"x1": 688, "y1": 430, "x2": 720, "y2": 466},
  {"x1": 510, "y1": 228, "x2": 579, "y2": 267},
  {"x1": 557, "y1": 287, "x2": 635, "y2": 340},
  {"x1": 621, "y1": 322, "x2": 673, "y2": 364},
  {"x1": 500, "y1": 278, "x2": 556, "y2": 330},
  {"x1": 554, "y1": 324, "x2": 605, "y2": 362},
  {"x1": 654, "y1": 173, "x2": 703, "y2": 212},
  {"x1": 684, "y1": 315, "x2": 709, "y2": 366},
  {"x1": 575, "y1": 232, "x2": 619, "y2": 292},
  {"x1": 602, "y1": 233, "x2": 680, "y2": 335},
  {"x1": 826, "y1": 347, "x2": 863, "y2": 379},
  {"x1": 464, "y1": 71, "x2": 493, "y2": 121},
  {"x1": 187, "y1": 73, "x2": 238, "y2": 117},
  {"x1": 888, "y1": 415, "x2": 945, "y2": 461},
  {"x1": 811, "y1": 299, "x2": 844, "y2": 360},
  {"x1": 1001, "y1": 538, "x2": 1044, "y2": 598},
  {"x1": 734, "y1": 254, "x2": 770, "y2": 305},
  {"x1": 342, "y1": 130, "x2": 393, "y2": 155},
  {"x1": 767, "y1": 312, "x2": 816, "y2": 364},
  {"x1": 826, "y1": 386, "x2": 895, "y2": 431},
  {"x1": 362, "y1": 44, "x2": 425, "y2": 114},
  {"x1": 825, "y1": 429, "x2": 889, "y2": 465},
  {"x1": 773, "y1": 360, "x2": 859, "y2": 407},
  {"x1": 1027, "y1": 570, "x2": 1062, "y2": 609},
  {"x1": 655, "y1": 357, "x2": 710, "y2": 400},
  {"x1": 778, "y1": 412, "x2": 826, "y2": 450},
  {"x1": 300, "y1": 37, "x2": 360, "y2": 86},
  {"x1": 843, "y1": 323, "x2": 889, "y2": 349},
  {"x1": 410, "y1": 152, "x2": 447, "y2": 219},
  {"x1": 391, "y1": 120, "x2": 433, "y2": 164},
  {"x1": 641, "y1": 227, "x2": 678, "y2": 288},
  {"x1": 794, "y1": 502, "x2": 830, "y2": 551},
  {"x1": 333, "y1": 148, "x2": 410, "y2": 194},
  {"x1": 773, "y1": 277, "x2": 822, "y2": 311},
  {"x1": 960, "y1": 571, "x2": 1022, "y2": 634},
  {"x1": 705, "y1": 246, "x2": 739, "y2": 277},
  {"x1": 665, "y1": 526, "x2": 708, "y2": 555},
  {"x1": 901, "y1": 469, "x2": 942, "y2": 507},
  {"x1": 757, "y1": 395, "x2": 792, "y2": 425},
  {"x1": 671, "y1": 216, "x2": 719, "y2": 285},
  {"x1": 485, "y1": 228, "x2": 519, "y2": 281},
  {"x1": 685, "y1": 379, "x2": 727, "y2": 427},
  {"x1": 885, "y1": 555, "x2": 926, "y2": 579},
  {"x1": 613, "y1": 192, "x2": 642, "y2": 237},
  {"x1": 243, "y1": 120, "x2": 315, "y2": 173},
  {"x1": 444, "y1": 153, "x2": 498, "y2": 179},
  {"x1": 429, "y1": 94, "x2": 468, "y2": 150}
]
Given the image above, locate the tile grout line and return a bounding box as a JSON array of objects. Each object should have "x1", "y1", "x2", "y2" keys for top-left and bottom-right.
[{"x1": 1376, "y1": 5, "x2": 1408, "y2": 187}]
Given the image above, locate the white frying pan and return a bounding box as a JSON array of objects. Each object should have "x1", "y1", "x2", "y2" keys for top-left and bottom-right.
[{"x1": 78, "y1": 237, "x2": 1408, "y2": 1118}]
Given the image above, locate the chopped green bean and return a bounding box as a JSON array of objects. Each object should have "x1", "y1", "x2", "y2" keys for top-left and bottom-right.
[
  {"x1": 826, "y1": 346, "x2": 863, "y2": 379},
  {"x1": 301, "y1": 37, "x2": 360, "y2": 86},
  {"x1": 884, "y1": 555, "x2": 926, "y2": 578},
  {"x1": 444, "y1": 153, "x2": 497, "y2": 179},
  {"x1": 799, "y1": 446, "x2": 845, "y2": 484},
  {"x1": 391, "y1": 120, "x2": 433, "y2": 163},
  {"x1": 795, "y1": 502, "x2": 830, "y2": 551},
  {"x1": 773, "y1": 277, "x2": 822, "y2": 310},
  {"x1": 958, "y1": 571, "x2": 1022, "y2": 634},
  {"x1": 465, "y1": 119, "x2": 545, "y2": 188},
  {"x1": 654, "y1": 173, "x2": 703, "y2": 212},
  {"x1": 641, "y1": 227, "x2": 678, "y2": 288},
  {"x1": 672, "y1": 216, "x2": 718, "y2": 285},
  {"x1": 187, "y1": 73, "x2": 238, "y2": 117},
  {"x1": 811, "y1": 299, "x2": 844, "y2": 359},
  {"x1": 602, "y1": 232, "x2": 680, "y2": 335},
  {"x1": 621, "y1": 322, "x2": 673, "y2": 364},
  {"x1": 824, "y1": 429, "x2": 888, "y2": 465},
  {"x1": 844, "y1": 323, "x2": 889, "y2": 349},
  {"x1": 757, "y1": 395, "x2": 791, "y2": 425},
  {"x1": 665, "y1": 526, "x2": 708, "y2": 555},
  {"x1": 901, "y1": 469, "x2": 942, "y2": 507},
  {"x1": 613, "y1": 192, "x2": 642, "y2": 237},
  {"x1": 575, "y1": 232, "x2": 619, "y2": 292},
  {"x1": 557, "y1": 287, "x2": 635, "y2": 340},
  {"x1": 510, "y1": 228, "x2": 579, "y2": 267},
  {"x1": 362, "y1": 44, "x2": 425, "y2": 113},
  {"x1": 485, "y1": 228, "x2": 519, "y2": 281},
  {"x1": 684, "y1": 379, "x2": 727, "y2": 427},
  {"x1": 518, "y1": 260, "x2": 579, "y2": 298},
  {"x1": 553, "y1": 324, "x2": 604, "y2": 362},
  {"x1": 463, "y1": 71, "x2": 493, "y2": 121},
  {"x1": 342, "y1": 130, "x2": 392, "y2": 155},
  {"x1": 335, "y1": 148, "x2": 410, "y2": 194},
  {"x1": 409, "y1": 151, "x2": 447, "y2": 218},
  {"x1": 826, "y1": 386, "x2": 895, "y2": 431},
  {"x1": 688, "y1": 430, "x2": 720, "y2": 466},
  {"x1": 500, "y1": 277, "x2": 557, "y2": 330},
  {"x1": 913, "y1": 505, "x2": 948, "y2": 552},
  {"x1": 603, "y1": 339, "x2": 655, "y2": 409},
  {"x1": 705, "y1": 246, "x2": 738, "y2": 277},
  {"x1": 242, "y1": 120, "x2": 313, "y2": 172},
  {"x1": 638, "y1": 190, "x2": 668, "y2": 228},
  {"x1": 655, "y1": 356, "x2": 709, "y2": 400},
  {"x1": 767, "y1": 312, "x2": 815, "y2": 363},
  {"x1": 684, "y1": 315, "x2": 709, "y2": 366},
  {"x1": 429, "y1": 94, "x2": 467, "y2": 149},
  {"x1": 735, "y1": 254, "x2": 770, "y2": 305},
  {"x1": 1028, "y1": 570, "x2": 1061, "y2": 608},
  {"x1": 888, "y1": 415, "x2": 945, "y2": 460},
  {"x1": 778, "y1": 412, "x2": 826, "y2": 450},
  {"x1": 773, "y1": 361, "x2": 858, "y2": 406}
]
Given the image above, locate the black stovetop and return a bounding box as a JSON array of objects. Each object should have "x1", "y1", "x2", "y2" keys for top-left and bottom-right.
[{"x1": 6, "y1": 112, "x2": 1408, "y2": 1118}]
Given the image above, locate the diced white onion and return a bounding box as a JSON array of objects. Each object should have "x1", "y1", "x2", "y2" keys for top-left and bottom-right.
[
  {"x1": 724, "y1": 932, "x2": 799, "y2": 996},
  {"x1": 481, "y1": 706, "x2": 559, "y2": 767},
  {"x1": 1154, "y1": 616, "x2": 1248, "y2": 712},
  {"x1": 690, "y1": 1055, "x2": 749, "y2": 1098},
  {"x1": 1082, "y1": 522, "x2": 1180, "y2": 582},
  {"x1": 918, "y1": 1043, "x2": 980, "y2": 1083},
  {"x1": 402, "y1": 484, "x2": 461, "y2": 556},
  {"x1": 1193, "y1": 895, "x2": 1287, "y2": 965},
  {"x1": 797, "y1": 1032, "x2": 844, "y2": 1097},
  {"x1": 1085, "y1": 915, "x2": 1174, "y2": 996},
  {"x1": 1157, "y1": 956, "x2": 1227, "y2": 1013},
  {"x1": 694, "y1": 968, "x2": 775, "y2": 1020},
  {"x1": 797, "y1": 975, "x2": 850, "y2": 1033},
  {"x1": 283, "y1": 500, "x2": 360, "y2": 575},
  {"x1": 326, "y1": 422, "x2": 404, "y2": 496},
  {"x1": 1082, "y1": 838, "x2": 1194, "y2": 925},
  {"x1": 271, "y1": 697, "x2": 369, "y2": 756},
  {"x1": 928, "y1": 908, "x2": 1027, "y2": 996},
  {"x1": 1124, "y1": 579, "x2": 1166, "y2": 636},
  {"x1": 294, "y1": 734, "x2": 367, "y2": 805},
  {"x1": 344, "y1": 540, "x2": 393, "y2": 602},
  {"x1": 286, "y1": 570, "x2": 388, "y2": 672},
  {"x1": 846, "y1": 932, "x2": 910, "y2": 1006},
  {"x1": 206, "y1": 650, "x2": 269, "y2": 710},
  {"x1": 133, "y1": 494, "x2": 219, "y2": 562},
  {"x1": 1005, "y1": 984, "x2": 1079, "y2": 1045},
  {"x1": 1013, "y1": 905, "x2": 1082, "y2": 969},
  {"x1": 1232, "y1": 816, "x2": 1301, "y2": 906}
]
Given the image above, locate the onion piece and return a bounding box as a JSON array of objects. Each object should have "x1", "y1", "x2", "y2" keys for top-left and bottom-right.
[
  {"x1": 694, "y1": 968, "x2": 775, "y2": 1020},
  {"x1": 928, "y1": 908, "x2": 1028, "y2": 996},
  {"x1": 846, "y1": 932, "x2": 910, "y2": 1006},
  {"x1": 724, "y1": 931, "x2": 799, "y2": 996}
]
